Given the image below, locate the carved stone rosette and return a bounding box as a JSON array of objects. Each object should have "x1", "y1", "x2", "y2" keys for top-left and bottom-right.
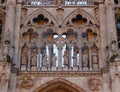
[
  {"x1": 88, "y1": 78, "x2": 102, "y2": 91},
  {"x1": 17, "y1": 76, "x2": 34, "y2": 90}
]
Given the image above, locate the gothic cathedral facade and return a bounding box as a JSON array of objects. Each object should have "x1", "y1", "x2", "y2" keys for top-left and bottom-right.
[{"x1": 0, "y1": 0, "x2": 120, "y2": 92}]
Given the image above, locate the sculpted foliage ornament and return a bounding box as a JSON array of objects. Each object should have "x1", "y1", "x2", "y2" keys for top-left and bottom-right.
[
  {"x1": 88, "y1": 78, "x2": 102, "y2": 91},
  {"x1": 17, "y1": 76, "x2": 34, "y2": 89}
]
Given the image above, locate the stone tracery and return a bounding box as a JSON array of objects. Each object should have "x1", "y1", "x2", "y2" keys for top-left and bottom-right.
[{"x1": 20, "y1": 9, "x2": 100, "y2": 71}]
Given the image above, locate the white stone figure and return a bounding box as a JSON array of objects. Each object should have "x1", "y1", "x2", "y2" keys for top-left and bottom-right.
[
  {"x1": 63, "y1": 50, "x2": 68, "y2": 66},
  {"x1": 51, "y1": 53, "x2": 57, "y2": 66},
  {"x1": 83, "y1": 51, "x2": 89, "y2": 67}
]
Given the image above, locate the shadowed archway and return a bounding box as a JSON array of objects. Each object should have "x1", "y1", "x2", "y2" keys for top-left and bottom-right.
[{"x1": 33, "y1": 78, "x2": 86, "y2": 92}]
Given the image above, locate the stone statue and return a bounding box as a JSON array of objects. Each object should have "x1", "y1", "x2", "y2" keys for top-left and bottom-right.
[
  {"x1": 51, "y1": 53, "x2": 57, "y2": 66},
  {"x1": 63, "y1": 50, "x2": 68, "y2": 66},
  {"x1": 108, "y1": 41, "x2": 118, "y2": 62},
  {"x1": 4, "y1": 41, "x2": 10, "y2": 55},
  {"x1": 92, "y1": 52, "x2": 98, "y2": 64},
  {"x1": 111, "y1": 41, "x2": 117, "y2": 54},
  {"x1": 21, "y1": 54, "x2": 27, "y2": 65},
  {"x1": 42, "y1": 50, "x2": 48, "y2": 66},
  {"x1": 3, "y1": 54, "x2": 15, "y2": 66},
  {"x1": 21, "y1": 44, "x2": 28, "y2": 65},
  {"x1": 31, "y1": 53, "x2": 37, "y2": 66},
  {"x1": 83, "y1": 51, "x2": 89, "y2": 67},
  {"x1": 72, "y1": 53, "x2": 79, "y2": 66}
]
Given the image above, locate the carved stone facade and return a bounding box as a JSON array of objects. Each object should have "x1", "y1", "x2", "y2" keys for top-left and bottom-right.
[{"x1": 0, "y1": 0, "x2": 120, "y2": 92}]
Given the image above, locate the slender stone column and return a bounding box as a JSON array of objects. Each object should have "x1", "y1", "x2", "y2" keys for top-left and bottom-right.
[
  {"x1": 8, "y1": 73, "x2": 17, "y2": 92},
  {"x1": 68, "y1": 47, "x2": 71, "y2": 70},
  {"x1": 87, "y1": 42, "x2": 93, "y2": 70},
  {"x1": 56, "y1": 35, "x2": 64, "y2": 71},
  {"x1": 111, "y1": 77, "x2": 115, "y2": 92},
  {"x1": 5, "y1": 0, "x2": 15, "y2": 56},
  {"x1": 14, "y1": 0, "x2": 22, "y2": 68},
  {"x1": 89, "y1": 48, "x2": 92, "y2": 70},
  {"x1": 77, "y1": 34, "x2": 83, "y2": 70},
  {"x1": 102, "y1": 73, "x2": 111, "y2": 92},
  {"x1": 105, "y1": 0, "x2": 117, "y2": 44},
  {"x1": 27, "y1": 43, "x2": 31, "y2": 70},
  {"x1": 79, "y1": 48, "x2": 82, "y2": 70},
  {"x1": 114, "y1": 75, "x2": 120, "y2": 92},
  {"x1": 99, "y1": 4, "x2": 108, "y2": 68},
  {"x1": 37, "y1": 47, "x2": 40, "y2": 70},
  {"x1": 48, "y1": 44, "x2": 52, "y2": 70},
  {"x1": 58, "y1": 47, "x2": 62, "y2": 70},
  {"x1": 110, "y1": 62, "x2": 120, "y2": 92}
]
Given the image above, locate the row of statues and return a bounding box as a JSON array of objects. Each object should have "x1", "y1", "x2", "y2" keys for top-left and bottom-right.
[{"x1": 21, "y1": 44, "x2": 99, "y2": 70}]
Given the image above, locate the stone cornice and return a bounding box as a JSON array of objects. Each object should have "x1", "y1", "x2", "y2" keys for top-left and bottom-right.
[
  {"x1": 17, "y1": 71, "x2": 103, "y2": 77},
  {"x1": 22, "y1": 5, "x2": 95, "y2": 9}
]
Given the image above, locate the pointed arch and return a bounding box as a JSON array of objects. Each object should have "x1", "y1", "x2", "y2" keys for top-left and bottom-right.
[
  {"x1": 33, "y1": 78, "x2": 86, "y2": 92},
  {"x1": 62, "y1": 9, "x2": 98, "y2": 26},
  {"x1": 21, "y1": 8, "x2": 59, "y2": 27}
]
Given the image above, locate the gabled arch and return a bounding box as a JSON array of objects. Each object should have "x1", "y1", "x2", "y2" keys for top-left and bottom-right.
[
  {"x1": 21, "y1": 8, "x2": 59, "y2": 27},
  {"x1": 62, "y1": 9, "x2": 99, "y2": 27},
  {"x1": 33, "y1": 78, "x2": 86, "y2": 92}
]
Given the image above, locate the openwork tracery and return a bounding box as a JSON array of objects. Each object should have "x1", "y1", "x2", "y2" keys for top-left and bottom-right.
[{"x1": 20, "y1": 9, "x2": 100, "y2": 71}]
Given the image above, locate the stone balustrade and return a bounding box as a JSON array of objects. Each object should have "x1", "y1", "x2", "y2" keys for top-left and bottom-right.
[{"x1": 23, "y1": 0, "x2": 93, "y2": 6}]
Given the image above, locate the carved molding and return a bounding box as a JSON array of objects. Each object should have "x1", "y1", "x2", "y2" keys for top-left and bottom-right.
[
  {"x1": 17, "y1": 71, "x2": 102, "y2": 77},
  {"x1": 88, "y1": 78, "x2": 102, "y2": 91}
]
